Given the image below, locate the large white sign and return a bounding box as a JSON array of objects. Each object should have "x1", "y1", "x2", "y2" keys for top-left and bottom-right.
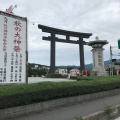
[{"x1": 0, "y1": 11, "x2": 27, "y2": 84}]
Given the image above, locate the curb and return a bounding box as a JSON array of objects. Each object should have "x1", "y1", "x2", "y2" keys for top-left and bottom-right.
[{"x1": 82, "y1": 104, "x2": 120, "y2": 120}]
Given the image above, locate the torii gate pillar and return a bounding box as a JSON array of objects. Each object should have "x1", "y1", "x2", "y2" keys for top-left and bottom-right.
[{"x1": 50, "y1": 33, "x2": 56, "y2": 73}]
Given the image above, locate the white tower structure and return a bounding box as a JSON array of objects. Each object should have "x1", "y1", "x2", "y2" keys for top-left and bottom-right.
[{"x1": 87, "y1": 37, "x2": 108, "y2": 76}]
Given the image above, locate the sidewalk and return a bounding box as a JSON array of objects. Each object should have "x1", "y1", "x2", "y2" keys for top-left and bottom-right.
[{"x1": 12, "y1": 94, "x2": 120, "y2": 120}]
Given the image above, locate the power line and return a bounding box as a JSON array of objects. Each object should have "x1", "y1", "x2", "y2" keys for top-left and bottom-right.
[{"x1": 28, "y1": 19, "x2": 42, "y2": 25}]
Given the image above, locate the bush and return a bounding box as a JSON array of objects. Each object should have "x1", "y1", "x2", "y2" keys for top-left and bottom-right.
[
  {"x1": 70, "y1": 76, "x2": 93, "y2": 81},
  {"x1": 47, "y1": 73, "x2": 63, "y2": 78},
  {"x1": 77, "y1": 76, "x2": 93, "y2": 81},
  {"x1": 0, "y1": 76, "x2": 120, "y2": 109},
  {"x1": 70, "y1": 76, "x2": 78, "y2": 80}
]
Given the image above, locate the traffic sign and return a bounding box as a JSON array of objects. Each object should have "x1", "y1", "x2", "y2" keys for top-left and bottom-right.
[{"x1": 118, "y1": 39, "x2": 120, "y2": 49}]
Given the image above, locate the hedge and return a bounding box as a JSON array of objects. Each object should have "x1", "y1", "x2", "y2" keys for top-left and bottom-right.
[
  {"x1": 70, "y1": 76, "x2": 93, "y2": 80},
  {"x1": 47, "y1": 73, "x2": 64, "y2": 78},
  {"x1": 0, "y1": 76, "x2": 120, "y2": 109}
]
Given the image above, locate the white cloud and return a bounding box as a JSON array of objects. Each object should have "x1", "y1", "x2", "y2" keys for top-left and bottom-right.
[{"x1": 1, "y1": 0, "x2": 120, "y2": 66}]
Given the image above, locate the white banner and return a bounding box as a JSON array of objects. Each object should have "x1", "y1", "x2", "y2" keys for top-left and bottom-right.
[{"x1": 0, "y1": 11, "x2": 27, "y2": 83}]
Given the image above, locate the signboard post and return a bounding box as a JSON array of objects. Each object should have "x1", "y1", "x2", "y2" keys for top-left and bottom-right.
[{"x1": 0, "y1": 11, "x2": 28, "y2": 84}]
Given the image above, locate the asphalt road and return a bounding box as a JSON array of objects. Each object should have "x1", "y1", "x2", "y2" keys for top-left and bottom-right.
[
  {"x1": 12, "y1": 94, "x2": 120, "y2": 120},
  {"x1": 28, "y1": 77, "x2": 75, "y2": 83}
]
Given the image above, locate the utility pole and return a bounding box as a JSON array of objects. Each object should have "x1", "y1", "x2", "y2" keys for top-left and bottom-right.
[{"x1": 110, "y1": 46, "x2": 113, "y2": 76}]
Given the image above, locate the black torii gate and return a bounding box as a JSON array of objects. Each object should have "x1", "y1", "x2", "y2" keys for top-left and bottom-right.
[{"x1": 38, "y1": 24, "x2": 92, "y2": 73}]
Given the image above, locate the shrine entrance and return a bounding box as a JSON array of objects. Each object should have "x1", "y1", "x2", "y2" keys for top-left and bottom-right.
[{"x1": 38, "y1": 24, "x2": 92, "y2": 73}]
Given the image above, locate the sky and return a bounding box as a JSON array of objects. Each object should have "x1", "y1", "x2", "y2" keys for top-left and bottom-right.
[{"x1": 1, "y1": 0, "x2": 120, "y2": 66}]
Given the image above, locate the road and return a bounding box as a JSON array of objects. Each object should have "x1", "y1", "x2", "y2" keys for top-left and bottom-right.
[
  {"x1": 28, "y1": 77, "x2": 75, "y2": 83},
  {"x1": 12, "y1": 94, "x2": 120, "y2": 120}
]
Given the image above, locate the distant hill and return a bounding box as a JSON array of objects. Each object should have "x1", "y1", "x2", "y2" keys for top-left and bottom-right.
[
  {"x1": 28, "y1": 63, "x2": 49, "y2": 68},
  {"x1": 85, "y1": 59, "x2": 120, "y2": 69},
  {"x1": 58, "y1": 65, "x2": 79, "y2": 69},
  {"x1": 57, "y1": 59, "x2": 120, "y2": 70},
  {"x1": 28, "y1": 59, "x2": 120, "y2": 70}
]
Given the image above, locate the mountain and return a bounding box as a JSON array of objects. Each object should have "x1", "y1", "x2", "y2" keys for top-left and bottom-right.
[
  {"x1": 57, "y1": 59, "x2": 120, "y2": 70},
  {"x1": 28, "y1": 59, "x2": 120, "y2": 70},
  {"x1": 28, "y1": 63, "x2": 49, "y2": 68},
  {"x1": 85, "y1": 63, "x2": 92, "y2": 69},
  {"x1": 85, "y1": 59, "x2": 120, "y2": 69}
]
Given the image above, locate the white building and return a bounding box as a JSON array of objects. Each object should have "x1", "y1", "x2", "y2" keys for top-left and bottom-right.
[
  {"x1": 70, "y1": 69, "x2": 80, "y2": 76},
  {"x1": 55, "y1": 68, "x2": 68, "y2": 75}
]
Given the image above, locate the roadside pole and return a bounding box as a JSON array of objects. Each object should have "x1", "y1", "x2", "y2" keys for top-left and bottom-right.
[{"x1": 110, "y1": 46, "x2": 113, "y2": 76}]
